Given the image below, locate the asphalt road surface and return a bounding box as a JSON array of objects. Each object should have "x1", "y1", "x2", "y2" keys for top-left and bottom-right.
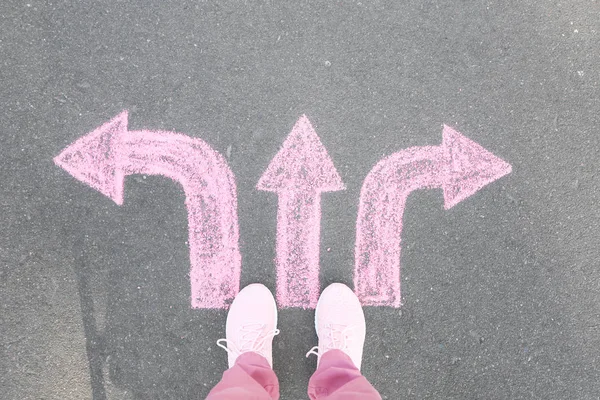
[{"x1": 1, "y1": 1, "x2": 599, "y2": 399}]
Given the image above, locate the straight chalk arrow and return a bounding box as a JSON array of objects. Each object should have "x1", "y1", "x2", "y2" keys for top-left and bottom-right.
[{"x1": 258, "y1": 115, "x2": 345, "y2": 308}]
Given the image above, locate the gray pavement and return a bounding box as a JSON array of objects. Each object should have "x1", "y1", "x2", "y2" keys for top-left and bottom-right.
[{"x1": 1, "y1": 1, "x2": 599, "y2": 399}]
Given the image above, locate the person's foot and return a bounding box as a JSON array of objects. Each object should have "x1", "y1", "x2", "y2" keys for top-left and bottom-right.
[
  {"x1": 217, "y1": 283, "x2": 279, "y2": 368},
  {"x1": 306, "y1": 283, "x2": 367, "y2": 370}
]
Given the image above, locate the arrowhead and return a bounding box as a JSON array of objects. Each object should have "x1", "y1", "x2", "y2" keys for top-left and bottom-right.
[
  {"x1": 257, "y1": 115, "x2": 345, "y2": 192},
  {"x1": 442, "y1": 125, "x2": 512, "y2": 209},
  {"x1": 54, "y1": 111, "x2": 128, "y2": 205}
]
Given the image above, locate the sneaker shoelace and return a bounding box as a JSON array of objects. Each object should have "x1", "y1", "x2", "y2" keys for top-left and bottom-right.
[
  {"x1": 217, "y1": 323, "x2": 280, "y2": 360},
  {"x1": 306, "y1": 324, "x2": 355, "y2": 358}
]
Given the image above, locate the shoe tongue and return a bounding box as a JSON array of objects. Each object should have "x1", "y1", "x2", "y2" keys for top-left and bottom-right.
[
  {"x1": 326, "y1": 324, "x2": 349, "y2": 350},
  {"x1": 239, "y1": 325, "x2": 264, "y2": 350}
]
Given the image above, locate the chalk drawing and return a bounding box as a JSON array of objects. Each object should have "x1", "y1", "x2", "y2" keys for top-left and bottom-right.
[
  {"x1": 56, "y1": 114, "x2": 513, "y2": 309},
  {"x1": 54, "y1": 111, "x2": 240, "y2": 309},
  {"x1": 354, "y1": 125, "x2": 512, "y2": 307},
  {"x1": 258, "y1": 115, "x2": 345, "y2": 308}
]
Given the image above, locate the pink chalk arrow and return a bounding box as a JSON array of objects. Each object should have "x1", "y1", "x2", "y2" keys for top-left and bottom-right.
[
  {"x1": 354, "y1": 125, "x2": 512, "y2": 307},
  {"x1": 54, "y1": 111, "x2": 241, "y2": 309},
  {"x1": 258, "y1": 115, "x2": 345, "y2": 308}
]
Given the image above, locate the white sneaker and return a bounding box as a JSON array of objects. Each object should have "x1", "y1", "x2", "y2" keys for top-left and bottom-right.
[
  {"x1": 217, "y1": 284, "x2": 280, "y2": 368},
  {"x1": 306, "y1": 283, "x2": 367, "y2": 370}
]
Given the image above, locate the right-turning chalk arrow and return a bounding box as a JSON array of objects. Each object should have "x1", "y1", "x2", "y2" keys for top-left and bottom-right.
[
  {"x1": 354, "y1": 125, "x2": 512, "y2": 307},
  {"x1": 258, "y1": 115, "x2": 345, "y2": 309}
]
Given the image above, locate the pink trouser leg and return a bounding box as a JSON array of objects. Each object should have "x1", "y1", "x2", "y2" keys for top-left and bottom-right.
[
  {"x1": 308, "y1": 350, "x2": 382, "y2": 400},
  {"x1": 205, "y1": 352, "x2": 279, "y2": 400}
]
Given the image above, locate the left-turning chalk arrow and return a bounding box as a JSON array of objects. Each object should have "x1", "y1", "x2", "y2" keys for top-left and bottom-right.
[
  {"x1": 54, "y1": 111, "x2": 241, "y2": 308},
  {"x1": 258, "y1": 115, "x2": 345, "y2": 308}
]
